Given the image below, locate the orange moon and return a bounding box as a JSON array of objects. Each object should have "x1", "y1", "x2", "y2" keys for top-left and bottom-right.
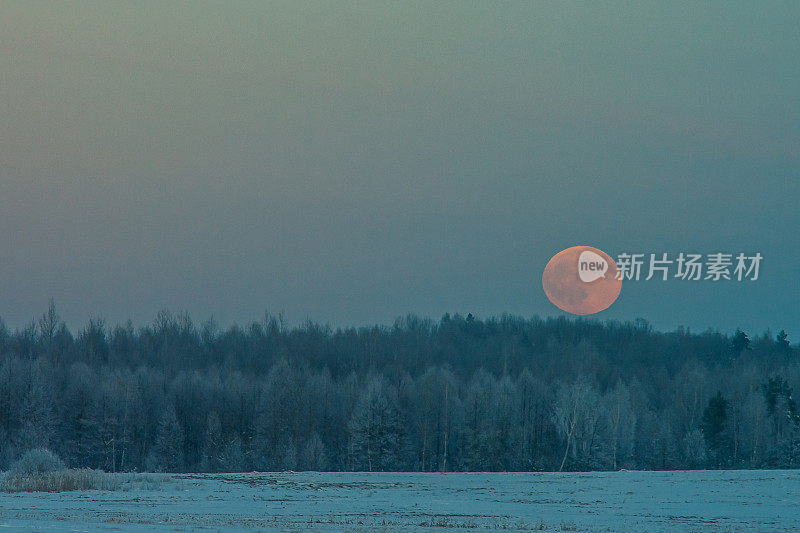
[{"x1": 542, "y1": 246, "x2": 622, "y2": 315}]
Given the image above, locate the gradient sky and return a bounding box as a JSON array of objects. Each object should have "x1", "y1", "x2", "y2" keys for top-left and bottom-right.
[{"x1": 1, "y1": 2, "x2": 798, "y2": 335}]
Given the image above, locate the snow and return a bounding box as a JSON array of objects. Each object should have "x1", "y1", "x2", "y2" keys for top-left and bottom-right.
[{"x1": 1, "y1": 470, "x2": 799, "y2": 531}]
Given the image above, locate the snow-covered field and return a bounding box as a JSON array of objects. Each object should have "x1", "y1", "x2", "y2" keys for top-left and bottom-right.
[{"x1": 1, "y1": 470, "x2": 799, "y2": 531}]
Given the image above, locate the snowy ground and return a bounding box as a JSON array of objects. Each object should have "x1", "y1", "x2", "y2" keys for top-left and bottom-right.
[{"x1": 1, "y1": 470, "x2": 799, "y2": 531}]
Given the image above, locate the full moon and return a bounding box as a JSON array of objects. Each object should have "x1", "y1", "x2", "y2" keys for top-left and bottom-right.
[{"x1": 542, "y1": 246, "x2": 622, "y2": 315}]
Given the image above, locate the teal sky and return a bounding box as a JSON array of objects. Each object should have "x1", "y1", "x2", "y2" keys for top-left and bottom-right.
[{"x1": 1, "y1": 2, "x2": 798, "y2": 335}]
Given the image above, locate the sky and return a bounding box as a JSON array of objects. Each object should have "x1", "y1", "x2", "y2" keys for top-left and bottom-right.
[{"x1": 0, "y1": 2, "x2": 798, "y2": 336}]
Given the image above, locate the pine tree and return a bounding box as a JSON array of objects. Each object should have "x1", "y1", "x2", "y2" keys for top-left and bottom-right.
[
  {"x1": 150, "y1": 404, "x2": 185, "y2": 472},
  {"x1": 219, "y1": 436, "x2": 247, "y2": 472},
  {"x1": 200, "y1": 411, "x2": 223, "y2": 472},
  {"x1": 777, "y1": 330, "x2": 790, "y2": 351},
  {"x1": 301, "y1": 433, "x2": 328, "y2": 471},
  {"x1": 731, "y1": 329, "x2": 751, "y2": 356},
  {"x1": 701, "y1": 391, "x2": 730, "y2": 468},
  {"x1": 348, "y1": 377, "x2": 399, "y2": 471}
]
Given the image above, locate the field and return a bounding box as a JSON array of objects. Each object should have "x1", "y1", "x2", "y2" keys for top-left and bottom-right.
[{"x1": 1, "y1": 470, "x2": 799, "y2": 531}]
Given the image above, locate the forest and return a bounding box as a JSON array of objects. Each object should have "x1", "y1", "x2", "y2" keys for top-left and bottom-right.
[{"x1": 1, "y1": 302, "x2": 798, "y2": 473}]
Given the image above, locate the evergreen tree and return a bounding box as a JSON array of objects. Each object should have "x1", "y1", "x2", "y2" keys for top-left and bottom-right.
[
  {"x1": 150, "y1": 404, "x2": 185, "y2": 472},
  {"x1": 731, "y1": 329, "x2": 751, "y2": 356},
  {"x1": 2, "y1": 306, "x2": 800, "y2": 473},
  {"x1": 701, "y1": 391, "x2": 730, "y2": 468},
  {"x1": 777, "y1": 330, "x2": 790, "y2": 351},
  {"x1": 201, "y1": 411, "x2": 223, "y2": 472},
  {"x1": 348, "y1": 377, "x2": 399, "y2": 471},
  {"x1": 301, "y1": 433, "x2": 328, "y2": 471},
  {"x1": 219, "y1": 436, "x2": 247, "y2": 472}
]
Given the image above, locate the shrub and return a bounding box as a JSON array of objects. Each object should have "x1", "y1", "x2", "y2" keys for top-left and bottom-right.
[
  {"x1": 7, "y1": 448, "x2": 64, "y2": 476},
  {"x1": 0, "y1": 468, "x2": 121, "y2": 492},
  {"x1": 3, "y1": 448, "x2": 107, "y2": 492},
  {"x1": 119, "y1": 473, "x2": 168, "y2": 492},
  {"x1": 1, "y1": 448, "x2": 170, "y2": 493}
]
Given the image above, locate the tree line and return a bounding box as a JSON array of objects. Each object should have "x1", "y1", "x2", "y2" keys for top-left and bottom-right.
[{"x1": 1, "y1": 303, "x2": 798, "y2": 472}]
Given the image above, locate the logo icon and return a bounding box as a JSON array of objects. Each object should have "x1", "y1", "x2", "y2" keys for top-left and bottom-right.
[{"x1": 577, "y1": 250, "x2": 609, "y2": 283}]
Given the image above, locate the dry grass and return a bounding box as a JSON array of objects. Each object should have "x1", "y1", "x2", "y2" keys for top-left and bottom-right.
[
  {"x1": 1, "y1": 448, "x2": 168, "y2": 493},
  {"x1": 0, "y1": 469, "x2": 167, "y2": 493},
  {"x1": 1, "y1": 468, "x2": 120, "y2": 492}
]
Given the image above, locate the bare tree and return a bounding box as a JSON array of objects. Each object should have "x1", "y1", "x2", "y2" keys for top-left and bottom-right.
[{"x1": 553, "y1": 377, "x2": 601, "y2": 471}]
